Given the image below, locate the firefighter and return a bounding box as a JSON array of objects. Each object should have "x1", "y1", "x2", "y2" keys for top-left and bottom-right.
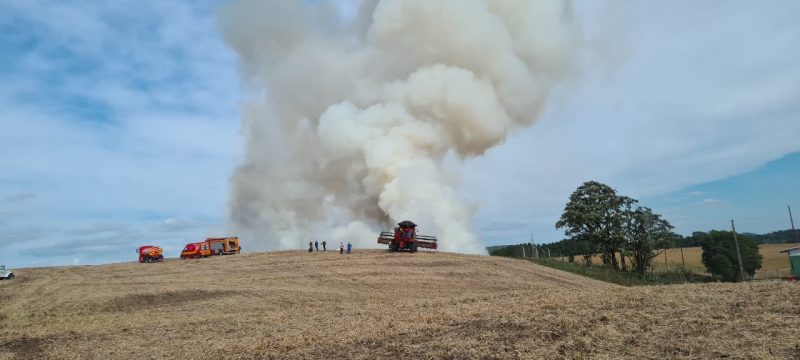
[
  {"x1": 308, "y1": 242, "x2": 313, "y2": 252},
  {"x1": 322, "y1": 240, "x2": 327, "y2": 251},
  {"x1": 314, "y1": 240, "x2": 319, "y2": 251}
]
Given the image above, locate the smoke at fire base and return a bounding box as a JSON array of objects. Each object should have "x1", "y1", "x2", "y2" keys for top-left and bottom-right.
[{"x1": 220, "y1": 0, "x2": 577, "y2": 254}]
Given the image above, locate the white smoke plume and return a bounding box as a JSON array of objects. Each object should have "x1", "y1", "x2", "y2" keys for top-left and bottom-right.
[{"x1": 219, "y1": 0, "x2": 576, "y2": 254}]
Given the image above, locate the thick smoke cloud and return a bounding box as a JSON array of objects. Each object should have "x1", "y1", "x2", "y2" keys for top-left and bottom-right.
[{"x1": 220, "y1": 0, "x2": 576, "y2": 254}]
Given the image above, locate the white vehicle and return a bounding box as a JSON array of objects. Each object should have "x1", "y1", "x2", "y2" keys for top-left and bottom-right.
[{"x1": 0, "y1": 265, "x2": 14, "y2": 280}]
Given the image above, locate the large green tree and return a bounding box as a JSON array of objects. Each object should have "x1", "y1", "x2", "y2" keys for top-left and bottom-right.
[
  {"x1": 556, "y1": 181, "x2": 633, "y2": 270},
  {"x1": 700, "y1": 230, "x2": 762, "y2": 282},
  {"x1": 621, "y1": 206, "x2": 676, "y2": 275}
]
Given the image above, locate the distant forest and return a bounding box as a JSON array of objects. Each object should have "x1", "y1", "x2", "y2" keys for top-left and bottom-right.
[
  {"x1": 739, "y1": 229, "x2": 799, "y2": 245},
  {"x1": 489, "y1": 229, "x2": 799, "y2": 258},
  {"x1": 678, "y1": 229, "x2": 799, "y2": 247}
]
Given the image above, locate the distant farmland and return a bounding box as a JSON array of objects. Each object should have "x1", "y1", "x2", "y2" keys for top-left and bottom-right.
[
  {"x1": 559, "y1": 243, "x2": 799, "y2": 278},
  {"x1": 652, "y1": 243, "x2": 799, "y2": 278},
  {"x1": 1, "y1": 250, "x2": 799, "y2": 359}
]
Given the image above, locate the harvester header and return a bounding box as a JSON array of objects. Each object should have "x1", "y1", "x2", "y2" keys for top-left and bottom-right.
[{"x1": 377, "y1": 220, "x2": 437, "y2": 252}]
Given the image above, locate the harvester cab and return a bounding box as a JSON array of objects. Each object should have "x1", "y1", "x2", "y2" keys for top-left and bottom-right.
[{"x1": 377, "y1": 220, "x2": 438, "y2": 252}]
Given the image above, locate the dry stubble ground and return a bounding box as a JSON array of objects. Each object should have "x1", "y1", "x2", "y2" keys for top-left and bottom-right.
[{"x1": 1, "y1": 250, "x2": 799, "y2": 359}]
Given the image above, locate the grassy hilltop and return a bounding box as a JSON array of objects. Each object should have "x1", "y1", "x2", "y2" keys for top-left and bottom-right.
[{"x1": 1, "y1": 250, "x2": 799, "y2": 359}]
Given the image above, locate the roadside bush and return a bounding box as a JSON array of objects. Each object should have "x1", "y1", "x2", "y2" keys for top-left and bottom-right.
[{"x1": 700, "y1": 230, "x2": 762, "y2": 282}]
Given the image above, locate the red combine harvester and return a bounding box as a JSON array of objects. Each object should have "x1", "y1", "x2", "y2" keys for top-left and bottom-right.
[{"x1": 377, "y1": 220, "x2": 437, "y2": 253}]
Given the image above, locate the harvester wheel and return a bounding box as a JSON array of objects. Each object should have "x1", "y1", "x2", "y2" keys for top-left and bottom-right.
[{"x1": 7, "y1": 274, "x2": 14, "y2": 280}]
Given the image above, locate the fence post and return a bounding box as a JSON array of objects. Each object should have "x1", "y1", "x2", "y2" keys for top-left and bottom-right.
[
  {"x1": 680, "y1": 247, "x2": 686, "y2": 273},
  {"x1": 731, "y1": 220, "x2": 746, "y2": 282}
]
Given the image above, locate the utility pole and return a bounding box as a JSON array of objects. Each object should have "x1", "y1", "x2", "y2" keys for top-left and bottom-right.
[
  {"x1": 679, "y1": 247, "x2": 686, "y2": 273},
  {"x1": 789, "y1": 205, "x2": 798, "y2": 243},
  {"x1": 731, "y1": 220, "x2": 746, "y2": 281},
  {"x1": 530, "y1": 232, "x2": 536, "y2": 259}
]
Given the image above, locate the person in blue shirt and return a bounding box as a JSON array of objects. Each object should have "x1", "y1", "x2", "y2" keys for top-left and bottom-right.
[{"x1": 346, "y1": 241, "x2": 352, "y2": 254}]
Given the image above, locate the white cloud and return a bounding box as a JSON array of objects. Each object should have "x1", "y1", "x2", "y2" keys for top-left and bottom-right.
[
  {"x1": 0, "y1": 0, "x2": 241, "y2": 267},
  {"x1": 2, "y1": 192, "x2": 37, "y2": 203},
  {"x1": 465, "y1": 1, "x2": 800, "y2": 245},
  {"x1": 1, "y1": 1, "x2": 798, "y2": 265},
  {"x1": 153, "y1": 217, "x2": 200, "y2": 233},
  {"x1": 697, "y1": 198, "x2": 724, "y2": 206}
]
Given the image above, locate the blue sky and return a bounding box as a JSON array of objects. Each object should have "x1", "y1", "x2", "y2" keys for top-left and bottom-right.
[
  {"x1": 1, "y1": 1, "x2": 241, "y2": 267},
  {"x1": 2, "y1": 0, "x2": 799, "y2": 267},
  {"x1": 464, "y1": 0, "x2": 800, "y2": 246},
  {"x1": 647, "y1": 152, "x2": 800, "y2": 236}
]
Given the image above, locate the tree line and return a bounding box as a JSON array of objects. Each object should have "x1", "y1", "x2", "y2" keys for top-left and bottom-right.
[
  {"x1": 671, "y1": 229, "x2": 797, "y2": 247},
  {"x1": 489, "y1": 181, "x2": 763, "y2": 282}
]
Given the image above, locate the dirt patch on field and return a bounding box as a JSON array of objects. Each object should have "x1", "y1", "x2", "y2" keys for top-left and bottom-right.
[
  {"x1": 101, "y1": 289, "x2": 240, "y2": 312},
  {"x1": 0, "y1": 335, "x2": 53, "y2": 359}
]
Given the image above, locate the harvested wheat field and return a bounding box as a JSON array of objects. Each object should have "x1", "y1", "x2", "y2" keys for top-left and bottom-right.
[
  {"x1": 650, "y1": 243, "x2": 800, "y2": 277},
  {"x1": 1, "y1": 250, "x2": 799, "y2": 359}
]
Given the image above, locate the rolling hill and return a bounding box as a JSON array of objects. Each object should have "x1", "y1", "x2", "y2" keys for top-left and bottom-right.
[{"x1": 1, "y1": 250, "x2": 798, "y2": 359}]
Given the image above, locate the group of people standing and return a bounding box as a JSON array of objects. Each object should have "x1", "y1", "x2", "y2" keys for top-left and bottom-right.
[{"x1": 308, "y1": 240, "x2": 352, "y2": 254}]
